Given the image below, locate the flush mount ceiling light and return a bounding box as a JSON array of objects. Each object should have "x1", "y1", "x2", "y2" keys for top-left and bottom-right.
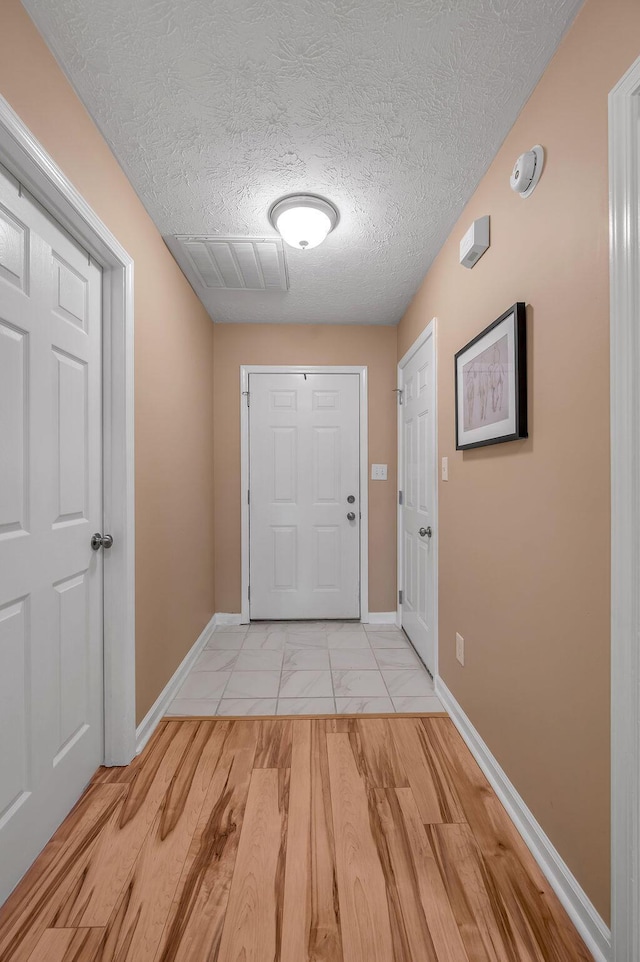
[{"x1": 269, "y1": 194, "x2": 339, "y2": 250}]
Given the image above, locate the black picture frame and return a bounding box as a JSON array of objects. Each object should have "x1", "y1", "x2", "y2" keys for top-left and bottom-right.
[{"x1": 454, "y1": 302, "x2": 527, "y2": 450}]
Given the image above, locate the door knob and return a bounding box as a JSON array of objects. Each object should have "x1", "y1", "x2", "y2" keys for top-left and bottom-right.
[
  {"x1": 418, "y1": 526, "x2": 432, "y2": 538},
  {"x1": 91, "y1": 533, "x2": 114, "y2": 550},
  {"x1": 347, "y1": 512, "x2": 356, "y2": 521}
]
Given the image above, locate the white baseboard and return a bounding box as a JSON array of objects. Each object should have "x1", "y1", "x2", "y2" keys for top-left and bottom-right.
[
  {"x1": 135, "y1": 614, "x2": 217, "y2": 754},
  {"x1": 214, "y1": 612, "x2": 243, "y2": 627},
  {"x1": 365, "y1": 611, "x2": 398, "y2": 625},
  {"x1": 435, "y1": 677, "x2": 610, "y2": 962}
]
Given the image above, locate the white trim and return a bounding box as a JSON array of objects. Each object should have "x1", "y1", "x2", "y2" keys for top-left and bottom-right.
[
  {"x1": 397, "y1": 320, "x2": 438, "y2": 675},
  {"x1": 240, "y1": 365, "x2": 369, "y2": 623},
  {"x1": 609, "y1": 54, "x2": 640, "y2": 962},
  {"x1": 364, "y1": 611, "x2": 398, "y2": 625},
  {"x1": 436, "y1": 677, "x2": 611, "y2": 962},
  {"x1": 135, "y1": 615, "x2": 216, "y2": 754},
  {"x1": 0, "y1": 97, "x2": 136, "y2": 766},
  {"x1": 214, "y1": 612, "x2": 243, "y2": 627}
]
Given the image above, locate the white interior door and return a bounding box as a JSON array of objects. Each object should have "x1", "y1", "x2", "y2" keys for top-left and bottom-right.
[
  {"x1": 400, "y1": 332, "x2": 436, "y2": 672},
  {"x1": 249, "y1": 372, "x2": 360, "y2": 620},
  {"x1": 0, "y1": 164, "x2": 103, "y2": 903}
]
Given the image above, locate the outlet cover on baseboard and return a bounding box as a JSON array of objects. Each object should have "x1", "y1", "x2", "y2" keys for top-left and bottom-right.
[{"x1": 456, "y1": 632, "x2": 465, "y2": 665}]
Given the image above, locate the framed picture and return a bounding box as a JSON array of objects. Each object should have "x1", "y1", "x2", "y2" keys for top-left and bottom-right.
[{"x1": 455, "y1": 302, "x2": 527, "y2": 450}]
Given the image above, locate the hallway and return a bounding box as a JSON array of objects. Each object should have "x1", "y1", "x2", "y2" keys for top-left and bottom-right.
[
  {"x1": 167, "y1": 621, "x2": 442, "y2": 716},
  {"x1": 0, "y1": 716, "x2": 591, "y2": 962}
]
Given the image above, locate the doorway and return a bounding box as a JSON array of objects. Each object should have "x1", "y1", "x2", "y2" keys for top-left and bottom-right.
[
  {"x1": 397, "y1": 321, "x2": 437, "y2": 675},
  {"x1": 241, "y1": 366, "x2": 369, "y2": 622},
  {"x1": 0, "y1": 162, "x2": 105, "y2": 901},
  {"x1": 0, "y1": 97, "x2": 135, "y2": 904}
]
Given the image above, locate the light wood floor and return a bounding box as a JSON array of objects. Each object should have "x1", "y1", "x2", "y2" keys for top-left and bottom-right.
[{"x1": 0, "y1": 715, "x2": 592, "y2": 962}]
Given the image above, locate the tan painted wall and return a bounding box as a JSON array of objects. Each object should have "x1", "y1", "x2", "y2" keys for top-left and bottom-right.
[
  {"x1": 213, "y1": 323, "x2": 397, "y2": 614},
  {"x1": 398, "y1": 0, "x2": 640, "y2": 921},
  {"x1": 0, "y1": 1, "x2": 216, "y2": 723}
]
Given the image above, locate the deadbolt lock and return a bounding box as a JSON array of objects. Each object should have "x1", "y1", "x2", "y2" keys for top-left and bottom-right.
[{"x1": 347, "y1": 495, "x2": 356, "y2": 503}]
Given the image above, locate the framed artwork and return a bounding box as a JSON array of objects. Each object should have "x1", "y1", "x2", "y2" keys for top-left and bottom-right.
[{"x1": 455, "y1": 302, "x2": 527, "y2": 450}]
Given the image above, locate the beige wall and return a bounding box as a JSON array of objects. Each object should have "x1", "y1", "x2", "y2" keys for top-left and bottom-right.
[
  {"x1": 0, "y1": 1, "x2": 216, "y2": 723},
  {"x1": 398, "y1": 0, "x2": 640, "y2": 921},
  {"x1": 213, "y1": 323, "x2": 397, "y2": 614}
]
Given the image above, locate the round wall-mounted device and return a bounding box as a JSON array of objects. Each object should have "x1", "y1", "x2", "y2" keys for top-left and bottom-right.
[{"x1": 510, "y1": 145, "x2": 544, "y2": 198}]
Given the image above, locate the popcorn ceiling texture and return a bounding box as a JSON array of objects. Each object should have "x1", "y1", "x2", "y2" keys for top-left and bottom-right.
[{"x1": 23, "y1": 0, "x2": 582, "y2": 325}]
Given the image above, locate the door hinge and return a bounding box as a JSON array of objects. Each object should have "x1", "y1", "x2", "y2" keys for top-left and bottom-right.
[
  {"x1": 398, "y1": 490, "x2": 403, "y2": 505},
  {"x1": 242, "y1": 390, "x2": 250, "y2": 407},
  {"x1": 398, "y1": 589, "x2": 403, "y2": 605},
  {"x1": 248, "y1": 585, "x2": 251, "y2": 601},
  {"x1": 393, "y1": 388, "x2": 403, "y2": 405},
  {"x1": 248, "y1": 489, "x2": 250, "y2": 505}
]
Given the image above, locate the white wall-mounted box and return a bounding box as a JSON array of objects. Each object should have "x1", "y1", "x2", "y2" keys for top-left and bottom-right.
[{"x1": 460, "y1": 215, "x2": 490, "y2": 269}]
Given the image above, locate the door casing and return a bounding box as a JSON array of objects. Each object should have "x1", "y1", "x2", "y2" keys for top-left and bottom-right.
[
  {"x1": 240, "y1": 365, "x2": 369, "y2": 623},
  {"x1": 0, "y1": 96, "x2": 136, "y2": 766},
  {"x1": 396, "y1": 319, "x2": 438, "y2": 676},
  {"x1": 609, "y1": 52, "x2": 640, "y2": 962}
]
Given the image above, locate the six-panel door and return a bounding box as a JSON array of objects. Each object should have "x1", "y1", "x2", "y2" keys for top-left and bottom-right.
[
  {"x1": 0, "y1": 164, "x2": 103, "y2": 903},
  {"x1": 401, "y1": 338, "x2": 435, "y2": 673},
  {"x1": 249, "y1": 372, "x2": 360, "y2": 620}
]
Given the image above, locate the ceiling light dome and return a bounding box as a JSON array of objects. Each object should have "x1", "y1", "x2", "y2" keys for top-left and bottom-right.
[{"x1": 269, "y1": 194, "x2": 338, "y2": 250}]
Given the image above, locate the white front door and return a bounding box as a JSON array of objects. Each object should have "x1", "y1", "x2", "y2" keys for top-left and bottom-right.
[
  {"x1": 400, "y1": 331, "x2": 436, "y2": 672},
  {"x1": 0, "y1": 164, "x2": 104, "y2": 903},
  {"x1": 249, "y1": 372, "x2": 360, "y2": 620}
]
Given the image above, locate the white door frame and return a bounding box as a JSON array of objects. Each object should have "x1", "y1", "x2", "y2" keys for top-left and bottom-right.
[
  {"x1": 240, "y1": 365, "x2": 369, "y2": 623},
  {"x1": 396, "y1": 319, "x2": 438, "y2": 674},
  {"x1": 0, "y1": 97, "x2": 136, "y2": 766},
  {"x1": 610, "y1": 54, "x2": 640, "y2": 962}
]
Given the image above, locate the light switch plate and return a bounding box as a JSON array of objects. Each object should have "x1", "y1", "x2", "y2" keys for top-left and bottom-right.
[
  {"x1": 442, "y1": 457, "x2": 449, "y2": 481},
  {"x1": 371, "y1": 463, "x2": 387, "y2": 480},
  {"x1": 456, "y1": 632, "x2": 465, "y2": 666}
]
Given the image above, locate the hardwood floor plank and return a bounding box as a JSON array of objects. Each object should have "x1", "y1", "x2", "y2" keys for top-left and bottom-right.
[
  {"x1": 51, "y1": 722, "x2": 198, "y2": 929},
  {"x1": 394, "y1": 787, "x2": 471, "y2": 962},
  {"x1": 425, "y1": 718, "x2": 592, "y2": 962},
  {"x1": 253, "y1": 719, "x2": 292, "y2": 769},
  {"x1": 281, "y1": 720, "x2": 312, "y2": 962},
  {"x1": 427, "y1": 822, "x2": 519, "y2": 962},
  {"x1": 390, "y1": 717, "x2": 465, "y2": 823},
  {"x1": 371, "y1": 788, "x2": 438, "y2": 962},
  {"x1": 281, "y1": 720, "x2": 344, "y2": 962},
  {"x1": 326, "y1": 733, "x2": 394, "y2": 962},
  {"x1": 27, "y1": 927, "x2": 104, "y2": 962},
  {"x1": 153, "y1": 720, "x2": 258, "y2": 962},
  {"x1": 216, "y1": 767, "x2": 290, "y2": 962},
  {"x1": 354, "y1": 718, "x2": 409, "y2": 788},
  {"x1": 89, "y1": 721, "x2": 229, "y2": 962},
  {"x1": 0, "y1": 785, "x2": 126, "y2": 962}
]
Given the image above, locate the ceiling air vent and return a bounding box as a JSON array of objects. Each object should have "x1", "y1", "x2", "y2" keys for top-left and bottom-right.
[{"x1": 173, "y1": 235, "x2": 289, "y2": 291}]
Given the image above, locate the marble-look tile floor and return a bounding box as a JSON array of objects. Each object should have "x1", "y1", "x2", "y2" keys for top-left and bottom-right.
[{"x1": 166, "y1": 621, "x2": 445, "y2": 716}]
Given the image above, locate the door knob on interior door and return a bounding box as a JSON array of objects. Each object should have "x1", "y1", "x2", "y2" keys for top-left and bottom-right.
[
  {"x1": 91, "y1": 533, "x2": 114, "y2": 550},
  {"x1": 419, "y1": 526, "x2": 432, "y2": 538},
  {"x1": 347, "y1": 512, "x2": 356, "y2": 521}
]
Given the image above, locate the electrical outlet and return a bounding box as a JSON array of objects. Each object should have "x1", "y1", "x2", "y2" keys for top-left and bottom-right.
[
  {"x1": 442, "y1": 457, "x2": 449, "y2": 481},
  {"x1": 456, "y1": 632, "x2": 465, "y2": 666}
]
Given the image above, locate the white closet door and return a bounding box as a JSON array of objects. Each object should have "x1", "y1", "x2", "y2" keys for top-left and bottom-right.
[
  {"x1": 249, "y1": 372, "x2": 360, "y2": 619},
  {"x1": 401, "y1": 335, "x2": 436, "y2": 672},
  {"x1": 0, "y1": 164, "x2": 103, "y2": 903}
]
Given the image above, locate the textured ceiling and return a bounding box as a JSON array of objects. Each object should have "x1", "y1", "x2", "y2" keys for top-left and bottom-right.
[{"x1": 23, "y1": 0, "x2": 582, "y2": 325}]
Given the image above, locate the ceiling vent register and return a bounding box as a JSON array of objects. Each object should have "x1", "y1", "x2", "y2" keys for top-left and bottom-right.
[{"x1": 174, "y1": 235, "x2": 289, "y2": 291}]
